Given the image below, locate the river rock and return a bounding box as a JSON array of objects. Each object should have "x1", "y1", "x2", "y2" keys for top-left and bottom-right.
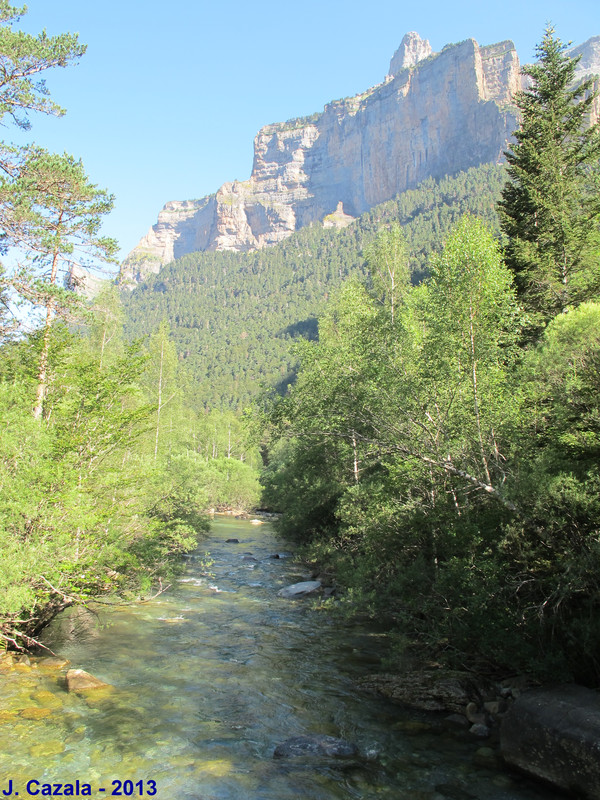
[
  {"x1": 66, "y1": 668, "x2": 109, "y2": 692},
  {"x1": 435, "y1": 782, "x2": 477, "y2": 800},
  {"x1": 36, "y1": 656, "x2": 71, "y2": 670},
  {"x1": 226, "y1": 538, "x2": 239, "y2": 543},
  {"x1": 20, "y1": 707, "x2": 53, "y2": 720},
  {"x1": 444, "y1": 713, "x2": 470, "y2": 729},
  {"x1": 273, "y1": 734, "x2": 358, "y2": 759},
  {"x1": 501, "y1": 685, "x2": 600, "y2": 798},
  {"x1": 357, "y1": 670, "x2": 492, "y2": 713},
  {"x1": 474, "y1": 746, "x2": 500, "y2": 769},
  {"x1": 277, "y1": 580, "x2": 321, "y2": 599},
  {"x1": 469, "y1": 722, "x2": 490, "y2": 738},
  {"x1": 0, "y1": 652, "x2": 15, "y2": 670}
]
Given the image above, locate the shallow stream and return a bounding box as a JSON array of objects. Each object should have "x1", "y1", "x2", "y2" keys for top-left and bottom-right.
[{"x1": 0, "y1": 518, "x2": 563, "y2": 799}]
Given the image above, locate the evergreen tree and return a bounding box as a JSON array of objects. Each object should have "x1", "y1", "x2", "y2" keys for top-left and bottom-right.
[
  {"x1": 498, "y1": 26, "x2": 600, "y2": 327},
  {"x1": 0, "y1": 150, "x2": 117, "y2": 418},
  {"x1": 0, "y1": 1, "x2": 85, "y2": 132}
]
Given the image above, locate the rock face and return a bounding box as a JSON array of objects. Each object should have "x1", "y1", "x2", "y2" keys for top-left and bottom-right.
[
  {"x1": 568, "y1": 35, "x2": 600, "y2": 83},
  {"x1": 121, "y1": 33, "x2": 599, "y2": 286},
  {"x1": 66, "y1": 264, "x2": 107, "y2": 299},
  {"x1": 568, "y1": 36, "x2": 600, "y2": 131},
  {"x1": 500, "y1": 685, "x2": 600, "y2": 798}
]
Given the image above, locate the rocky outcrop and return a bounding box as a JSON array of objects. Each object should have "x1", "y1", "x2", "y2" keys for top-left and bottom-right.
[
  {"x1": 500, "y1": 685, "x2": 600, "y2": 799},
  {"x1": 121, "y1": 33, "x2": 599, "y2": 286},
  {"x1": 66, "y1": 264, "x2": 107, "y2": 299},
  {"x1": 388, "y1": 31, "x2": 432, "y2": 76}
]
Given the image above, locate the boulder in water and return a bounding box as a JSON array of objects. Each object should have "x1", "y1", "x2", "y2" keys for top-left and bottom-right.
[
  {"x1": 273, "y1": 734, "x2": 358, "y2": 759},
  {"x1": 277, "y1": 580, "x2": 321, "y2": 599},
  {"x1": 501, "y1": 685, "x2": 600, "y2": 798}
]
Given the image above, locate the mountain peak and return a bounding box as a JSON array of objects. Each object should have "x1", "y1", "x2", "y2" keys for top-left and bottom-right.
[
  {"x1": 567, "y1": 35, "x2": 600, "y2": 82},
  {"x1": 388, "y1": 32, "x2": 433, "y2": 77}
]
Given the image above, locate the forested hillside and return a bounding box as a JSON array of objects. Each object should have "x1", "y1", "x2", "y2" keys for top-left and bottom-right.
[{"x1": 122, "y1": 164, "x2": 505, "y2": 409}]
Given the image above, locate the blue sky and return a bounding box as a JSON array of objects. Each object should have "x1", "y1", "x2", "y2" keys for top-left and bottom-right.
[{"x1": 11, "y1": 0, "x2": 599, "y2": 267}]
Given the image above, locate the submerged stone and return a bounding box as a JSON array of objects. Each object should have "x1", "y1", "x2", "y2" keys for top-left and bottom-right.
[
  {"x1": 0, "y1": 652, "x2": 15, "y2": 670},
  {"x1": 34, "y1": 689, "x2": 64, "y2": 708},
  {"x1": 36, "y1": 656, "x2": 71, "y2": 670},
  {"x1": 20, "y1": 707, "x2": 52, "y2": 720},
  {"x1": 273, "y1": 734, "x2": 358, "y2": 759},
  {"x1": 29, "y1": 740, "x2": 65, "y2": 758},
  {"x1": 66, "y1": 668, "x2": 109, "y2": 692}
]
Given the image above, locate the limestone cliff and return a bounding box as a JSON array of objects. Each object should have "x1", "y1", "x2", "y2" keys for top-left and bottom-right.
[
  {"x1": 120, "y1": 33, "x2": 597, "y2": 285},
  {"x1": 568, "y1": 35, "x2": 600, "y2": 83}
]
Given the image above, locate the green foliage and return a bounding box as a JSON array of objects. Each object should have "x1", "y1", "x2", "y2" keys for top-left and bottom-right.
[
  {"x1": 0, "y1": 1, "x2": 86, "y2": 130},
  {"x1": 366, "y1": 222, "x2": 410, "y2": 324},
  {"x1": 498, "y1": 26, "x2": 600, "y2": 327},
  {"x1": 122, "y1": 164, "x2": 506, "y2": 409},
  {"x1": 0, "y1": 4, "x2": 262, "y2": 653},
  {"x1": 0, "y1": 313, "x2": 217, "y2": 649},
  {"x1": 261, "y1": 211, "x2": 600, "y2": 683}
]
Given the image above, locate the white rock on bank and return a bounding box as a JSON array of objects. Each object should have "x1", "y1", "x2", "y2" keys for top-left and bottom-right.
[{"x1": 277, "y1": 580, "x2": 322, "y2": 599}]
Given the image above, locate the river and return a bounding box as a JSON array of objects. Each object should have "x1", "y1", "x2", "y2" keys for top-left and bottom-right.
[{"x1": 0, "y1": 517, "x2": 563, "y2": 799}]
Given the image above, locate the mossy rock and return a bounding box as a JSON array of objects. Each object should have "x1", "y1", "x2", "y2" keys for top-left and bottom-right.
[
  {"x1": 29, "y1": 740, "x2": 65, "y2": 758},
  {"x1": 20, "y1": 707, "x2": 53, "y2": 720},
  {"x1": 34, "y1": 690, "x2": 64, "y2": 709}
]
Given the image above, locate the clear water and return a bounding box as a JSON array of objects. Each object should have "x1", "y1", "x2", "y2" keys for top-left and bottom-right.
[{"x1": 0, "y1": 518, "x2": 563, "y2": 799}]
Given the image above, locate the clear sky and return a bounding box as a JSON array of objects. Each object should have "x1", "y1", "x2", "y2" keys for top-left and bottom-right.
[{"x1": 11, "y1": 0, "x2": 600, "y2": 268}]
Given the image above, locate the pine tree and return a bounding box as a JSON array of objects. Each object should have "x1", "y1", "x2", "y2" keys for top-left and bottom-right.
[
  {"x1": 0, "y1": 1, "x2": 85, "y2": 179},
  {"x1": 498, "y1": 26, "x2": 600, "y2": 327},
  {"x1": 0, "y1": 150, "x2": 117, "y2": 418}
]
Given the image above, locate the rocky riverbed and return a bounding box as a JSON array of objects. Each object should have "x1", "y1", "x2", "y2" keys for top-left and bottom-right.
[{"x1": 0, "y1": 518, "x2": 569, "y2": 800}]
